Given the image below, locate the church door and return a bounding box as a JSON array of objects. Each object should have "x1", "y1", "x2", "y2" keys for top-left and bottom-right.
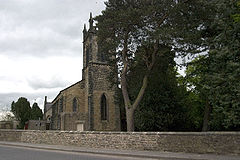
[{"x1": 77, "y1": 123, "x2": 84, "y2": 131}]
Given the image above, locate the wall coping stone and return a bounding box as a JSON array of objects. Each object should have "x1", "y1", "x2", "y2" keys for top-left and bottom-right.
[{"x1": 1, "y1": 129, "x2": 239, "y2": 135}]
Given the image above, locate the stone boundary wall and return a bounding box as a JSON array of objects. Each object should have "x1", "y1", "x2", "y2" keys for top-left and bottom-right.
[
  {"x1": 0, "y1": 130, "x2": 22, "y2": 142},
  {"x1": 0, "y1": 130, "x2": 239, "y2": 155}
]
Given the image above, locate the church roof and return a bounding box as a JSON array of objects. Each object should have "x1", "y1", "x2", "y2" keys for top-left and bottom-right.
[{"x1": 51, "y1": 80, "x2": 84, "y2": 104}]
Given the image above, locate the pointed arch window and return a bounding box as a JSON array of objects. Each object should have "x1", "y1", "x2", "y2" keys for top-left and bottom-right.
[
  {"x1": 101, "y1": 94, "x2": 108, "y2": 120},
  {"x1": 73, "y1": 97, "x2": 77, "y2": 112}
]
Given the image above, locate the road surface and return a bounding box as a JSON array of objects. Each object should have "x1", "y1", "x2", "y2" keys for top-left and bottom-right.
[{"x1": 0, "y1": 145, "x2": 158, "y2": 160}]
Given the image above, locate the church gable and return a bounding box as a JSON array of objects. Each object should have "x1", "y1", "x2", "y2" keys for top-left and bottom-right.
[
  {"x1": 50, "y1": 81, "x2": 86, "y2": 130},
  {"x1": 52, "y1": 81, "x2": 85, "y2": 113}
]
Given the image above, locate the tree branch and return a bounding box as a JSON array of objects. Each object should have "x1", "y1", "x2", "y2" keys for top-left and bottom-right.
[{"x1": 132, "y1": 75, "x2": 148, "y2": 111}]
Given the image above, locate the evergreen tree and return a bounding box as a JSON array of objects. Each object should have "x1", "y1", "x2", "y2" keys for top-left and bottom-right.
[
  {"x1": 205, "y1": 0, "x2": 240, "y2": 130},
  {"x1": 31, "y1": 102, "x2": 43, "y2": 120},
  {"x1": 11, "y1": 101, "x2": 16, "y2": 117},
  {"x1": 130, "y1": 48, "x2": 194, "y2": 131},
  {"x1": 11, "y1": 97, "x2": 31, "y2": 129},
  {"x1": 180, "y1": 0, "x2": 240, "y2": 131}
]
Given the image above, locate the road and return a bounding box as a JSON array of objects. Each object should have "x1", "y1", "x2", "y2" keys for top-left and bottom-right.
[{"x1": 0, "y1": 145, "x2": 158, "y2": 160}]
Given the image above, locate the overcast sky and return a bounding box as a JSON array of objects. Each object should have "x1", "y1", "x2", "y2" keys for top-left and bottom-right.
[{"x1": 0, "y1": 0, "x2": 106, "y2": 111}]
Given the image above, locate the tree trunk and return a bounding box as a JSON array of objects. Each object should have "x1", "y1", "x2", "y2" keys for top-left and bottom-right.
[
  {"x1": 122, "y1": 74, "x2": 149, "y2": 132},
  {"x1": 120, "y1": 33, "x2": 156, "y2": 132},
  {"x1": 202, "y1": 99, "x2": 211, "y2": 131},
  {"x1": 126, "y1": 108, "x2": 135, "y2": 131}
]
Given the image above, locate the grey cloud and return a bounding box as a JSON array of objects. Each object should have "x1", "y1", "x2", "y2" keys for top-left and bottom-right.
[
  {"x1": 0, "y1": 93, "x2": 21, "y2": 110},
  {"x1": 27, "y1": 76, "x2": 68, "y2": 90},
  {"x1": 0, "y1": 31, "x2": 82, "y2": 57},
  {"x1": 0, "y1": 90, "x2": 59, "y2": 111},
  {"x1": 0, "y1": 0, "x2": 105, "y2": 57},
  {"x1": 0, "y1": 0, "x2": 103, "y2": 21}
]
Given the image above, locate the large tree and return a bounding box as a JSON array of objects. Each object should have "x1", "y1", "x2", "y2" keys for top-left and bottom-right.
[
  {"x1": 204, "y1": 0, "x2": 240, "y2": 130},
  {"x1": 11, "y1": 97, "x2": 31, "y2": 129},
  {"x1": 181, "y1": 0, "x2": 240, "y2": 131},
  {"x1": 96, "y1": 0, "x2": 209, "y2": 131}
]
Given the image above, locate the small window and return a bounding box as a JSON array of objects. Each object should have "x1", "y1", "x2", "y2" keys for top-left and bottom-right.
[
  {"x1": 73, "y1": 97, "x2": 77, "y2": 112},
  {"x1": 101, "y1": 94, "x2": 107, "y2": 120}
]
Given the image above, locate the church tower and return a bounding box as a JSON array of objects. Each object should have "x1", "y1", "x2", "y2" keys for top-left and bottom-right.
[{"x1": 82, "y1": 13, "x2": 120, "y2": 131}]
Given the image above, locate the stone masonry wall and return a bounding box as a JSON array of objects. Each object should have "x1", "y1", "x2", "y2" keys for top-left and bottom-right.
[
  {"x1": 0, "y1": 130, "x2": 239, "y2": 155},
  {"x1": 0, "y1": 130, "x2": 22, "y2": 142}
]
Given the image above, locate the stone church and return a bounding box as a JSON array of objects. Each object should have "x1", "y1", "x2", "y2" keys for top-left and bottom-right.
[{"x1": 44, "y1": 14, "x2": 120, "y2": 131}]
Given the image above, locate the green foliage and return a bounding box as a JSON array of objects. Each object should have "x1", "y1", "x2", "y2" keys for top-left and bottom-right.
[
  {"x1": 11, "y1": 101, "x2": 16, "y2": 115},
  {"x1": 31, "y1": 103, "x2": 43, "y2": 120},
  {"x1": 183, "y1": 91, "x2": 204, "y2": 130},
  {"x1": 129, "y1": 48, "x2": 195, "y2": 131},
  {"x1": 180, "y1": 56, "x2": 210, "y2": 131},
  {"x1": 232, "y1": 1, "x2": 240, "y2": 22},
  {"x1": 11, "y1": 97, "x2": 31, "y2": 129},
  {"x1": 11, "y1": 97, "x2": 43, "y2": 129},
  {"x1": 96, "y1": 0, "x2": 209, "y2": 58},
  {"x1": 97, "y1": 0, "x2": 239, "y2": 131},
  {"x1": 204, "y1": 0, "x2": 240, "y2": 130},
  {"x1": 182, "y1": 0, "x2": 240, "y2": 131}
]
